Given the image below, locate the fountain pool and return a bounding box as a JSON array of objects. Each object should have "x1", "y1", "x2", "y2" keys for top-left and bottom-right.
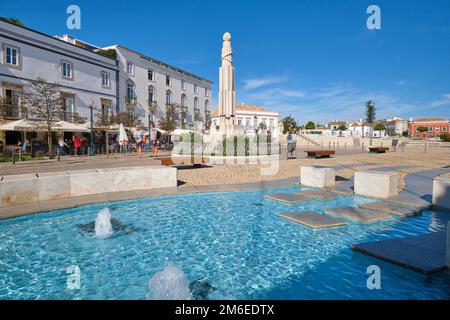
[{"x1": 0, "y1": 186, "x2": 449, "y2": 300}]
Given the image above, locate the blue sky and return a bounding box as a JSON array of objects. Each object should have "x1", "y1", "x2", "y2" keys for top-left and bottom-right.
[{"x1": 2, "y1": 0, "x2": 450, "y2": 124}]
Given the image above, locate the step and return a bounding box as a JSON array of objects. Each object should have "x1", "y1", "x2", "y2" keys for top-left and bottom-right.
[
  {"x1": 280, "y1": 211, "x2": 347, "y2": 229},
  {"x1": 297, "y1": 189, "x2": 337, "y2": 200},
  {"x1": 359, "y1": 201, "x2": 423, "y2": 217},
  {"x1": 264, "y1": 193, "x2": 311, "y2": 204},
  {"x1": 325, "y1": 206, "x2": 391, "y2": 223}
]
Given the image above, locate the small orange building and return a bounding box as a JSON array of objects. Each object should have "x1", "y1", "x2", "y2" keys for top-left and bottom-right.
[{"x1": 409, "y1": 118, "x2": 449, "y2": 138}]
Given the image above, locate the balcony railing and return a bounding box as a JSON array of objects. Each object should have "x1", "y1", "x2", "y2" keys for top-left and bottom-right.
[
  {"x1": 148, "y1": 100, "x2": 157, "y2": 111},
  {"x1": 125, "y1": 97, "x2": 137, "y2": 106}
]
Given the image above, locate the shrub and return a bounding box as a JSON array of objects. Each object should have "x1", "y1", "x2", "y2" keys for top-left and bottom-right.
[{"x1": 440, "y1": 133, "x2": 450, "y2": 142}]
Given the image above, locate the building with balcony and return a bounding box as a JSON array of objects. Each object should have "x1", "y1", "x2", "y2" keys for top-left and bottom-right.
[
  {"x1": 0, "y1": 19, "x2": 118, "y2": 128},
  {"x1": 104, "y1": 45, "x2": 212, "y2": 130},
  {"x1": 210, "y1": 104, "x2": 279, "y2": 136}
]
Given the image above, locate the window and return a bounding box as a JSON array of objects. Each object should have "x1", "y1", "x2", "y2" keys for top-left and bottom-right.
[
  {"x1": 5, "y1": 46, "x2": 19, "y2": 66},
  {"x1": 194, "y1": 97, "x2": 199, "y2": 109},
  {"x1": 62, "y1": 95, "x2": 75, "y2": 121},
  {"x1": 101, "y1": 100, "x2": 112, "y2": 122},
  {"x1": 205, "y1": 88, "x2": 209, "y2": 97},
  {"x1": 61, "y1": 61, "x2": 73, "y2": 79},
  {"x1": 428, "y1": 126, "x2": 433, "y2": 132},
  {"x1": 181, "y1": 94, "x2": 187, "y2": 107},
  {"x1": 148, "y1": 70, "x2": 154, "y2": 81},
  {"x1": 126, "y1": 62, "x2": 134, "y2": 76},
  {"x1": 148, "y1": 86, "x2": 155, "y2": 102},
  {"x1": 181, "y1": 80, "x2": 186, "y2": 90},
  {"x1": 127, "y1": 83, "x2": 135, "y2": 101},
  {"x1": 436, "y1": 126, "x2": 441, "y2": 132},
  {"x1": 101, "y1": 72, "x2": 110, "y2": 87},
  {"x1": 443, "y1": 126, "x2": 447, "y2": 132},
  {"x1": 205, "y1": 100, "x2": 209, "y2": 111},
  {"x1": 166, "y1": 90, "x2": 172, "y2": 105},
  {"x1": 194, "y1": 84, "x2": 198, "y2": 94},
  {"x1": 4, "y1": 89, "x2": 20, "y2": 118},
  {"x1": 166, "y1": 75, "x2": 171, "y2": 86}
]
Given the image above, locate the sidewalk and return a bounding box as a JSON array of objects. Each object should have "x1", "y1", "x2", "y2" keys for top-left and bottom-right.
[{"x1": 0, "y1": 152, "x2": 170, "y2": 176}]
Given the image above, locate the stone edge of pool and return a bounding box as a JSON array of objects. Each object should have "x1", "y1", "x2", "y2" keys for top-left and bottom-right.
[{"x1": 0, "y1": 177, "x2": 300, "y2": 220}]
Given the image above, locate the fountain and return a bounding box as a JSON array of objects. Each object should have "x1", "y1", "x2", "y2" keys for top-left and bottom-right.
[
  {"x1": 95, "y1": 208, "x2": 113, "y2": 238},
  {"x1": 147, "y1": 263, "x2": 193, "y2": 300}
]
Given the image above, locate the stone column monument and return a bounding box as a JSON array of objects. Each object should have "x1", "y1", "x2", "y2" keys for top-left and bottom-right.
[{"x1": 218, "y1": 32, "x2": 236, "y2": 136}]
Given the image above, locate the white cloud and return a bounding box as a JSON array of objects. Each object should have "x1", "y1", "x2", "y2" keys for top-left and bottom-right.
[
  {"x1": 395, "y1": 80, "x2": 407, "y2": 86},
  {"x1": 242, "y1": 76, "x2": 287, "y2": 90},
  {"x1": 430, "y1": 93, "x2": 450, "y2": 107}
]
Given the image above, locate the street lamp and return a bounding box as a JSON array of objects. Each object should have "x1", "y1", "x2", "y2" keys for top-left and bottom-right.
[{"x1": 89, "y1": 101, "x2": 95, "y2": 156}]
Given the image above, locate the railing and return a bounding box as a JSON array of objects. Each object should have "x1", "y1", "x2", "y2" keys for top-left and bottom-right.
[
  {"x1": 148, "y1": 100, "x2": 157, "y2": 111},
  {"x1": 125, "y1": 97, "x2": 137, "y2": 106}
]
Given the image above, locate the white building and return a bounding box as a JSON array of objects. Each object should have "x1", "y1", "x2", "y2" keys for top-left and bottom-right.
[
  {"x1": 347, "y1": 121, "x2": 386, "y2": 138},
  {"x1": 210, "y1": 104, "x2": 279, "y2": 136},
  {"x1": 0, "y1": 19, "x2": 118, "y2": 126},
  {"x1": 104, "y1": 45, "x2": 212, "y2": 129},
  {"x1": 385, "y1": 117, "x2": 408, "y2": 137}
]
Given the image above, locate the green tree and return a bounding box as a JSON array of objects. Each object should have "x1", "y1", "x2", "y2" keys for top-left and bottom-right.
[
  {"x1": 440, "y1": 133, "x2": 450, "y2": 142},
  {"x1": 158, "y1": 104, "x2": 179, "y2": 134},
  {"x1": 374, "y1": 123, "x2": 385, "y2": 137},
  {"x1": 305, "y1": 121, "x2": 315, "y2": 130},
  {"x1": 110, "y1": 111, "x2": 140, "y2": 128},
  {"x1": 416, "y1": 126, "x2": 428, "y2": 139},
  {"x1": 365, "y1": 100, "x2": 376, "y2": 143},
  {"x1": 1, "y1": 17, "x2": 24, "y2": 26},
  {"x1": 281, "y1": 115, "x2": 297, "y2": 134},
  {"x1": 96, "y1": 48, "x2": 117, "y2": 60},
  {"x1": 337, "y1": 123, "x2": 348, "y2": 131}
]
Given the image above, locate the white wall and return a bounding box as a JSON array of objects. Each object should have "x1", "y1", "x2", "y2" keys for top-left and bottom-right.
[
  {"x1": 113, "y1": 46, "x2": 211, "y2": 128},
  {"x1": 0, "y1": 20, "x2": 117, "y2": 122}
]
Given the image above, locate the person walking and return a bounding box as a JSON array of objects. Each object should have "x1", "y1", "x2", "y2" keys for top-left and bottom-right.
[
  {"x1": 132, "y1": 125, "x2": 144, "y2": 158},
  {"x1": 149, "y1": 123, "x2": 159, "y2": 157},
  {"x1": 73, "y1": 136, "x2": 82, "y2": 156}
]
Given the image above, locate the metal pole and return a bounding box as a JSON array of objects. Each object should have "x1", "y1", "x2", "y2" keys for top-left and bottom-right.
[
  {"x1": 12, "y1": 146, "x2": 15, "y2": 164},
  {"x1": 90, "y1": 103, "x2": 94, "y2": 157}
]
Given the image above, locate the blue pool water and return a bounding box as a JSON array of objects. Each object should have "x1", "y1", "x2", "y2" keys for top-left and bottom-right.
[{"x1": 0, "y1": 186, "x2": 449, "y2": 300}]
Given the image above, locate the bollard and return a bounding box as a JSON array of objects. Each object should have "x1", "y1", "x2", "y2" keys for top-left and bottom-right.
[
  {"x1": 18, "y1": 147, "x2": 22, "y2": 162},
  {"x1": 12, "y1": 146, "x2": 15, "y2": 164}
]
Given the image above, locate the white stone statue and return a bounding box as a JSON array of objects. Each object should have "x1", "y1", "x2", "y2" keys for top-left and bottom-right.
[{"x1": 218, "y1": 32, "x2": 236, "y2": 135}]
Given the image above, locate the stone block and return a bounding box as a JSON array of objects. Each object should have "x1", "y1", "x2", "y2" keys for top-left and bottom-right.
[
  {"x1": 300, "y1": 166, "x2": 335, "y2": 188},
  {"x1": 354, "y1": 170, "x2": 399, "y2": 199},
  {"x1": 38, "y1": 171, "x2": 71, "y2": 201},
  {"x1": 432, "y1": 176, "x2": 450, "y2": 210},
  {"x1": 0, "y1": 174, "x2": 39, "y2": 206}
]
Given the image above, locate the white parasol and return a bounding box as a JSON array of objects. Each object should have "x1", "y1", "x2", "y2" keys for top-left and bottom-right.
[{"x1": 118, "y1": 123, "x2": 129, "y2": 146}]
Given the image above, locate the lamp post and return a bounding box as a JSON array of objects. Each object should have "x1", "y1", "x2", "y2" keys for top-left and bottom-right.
[{"x1": 89, "y1": 101, "x2": 94, "y2": 156}]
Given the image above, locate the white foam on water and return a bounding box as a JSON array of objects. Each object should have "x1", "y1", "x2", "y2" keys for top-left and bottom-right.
[
  {"x1": 147, "y1": 263, "x2": 193, "y2": 300},
  {"x1": 95, "y1": 208, "x2": 113, "y2": 238}
]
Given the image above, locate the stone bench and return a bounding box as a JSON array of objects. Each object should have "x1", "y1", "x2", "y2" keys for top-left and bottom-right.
[
  {"x1": 368, "y1": 147, "x2": 389, "y2": 153},
  {"x1": 300, "y1": 165, "x2": 335, "y2": 188},
  {"x1": 354, "y1": 170, "x2": 399, "y2": 199},
  {"x1": 0, "y1": 166, "x2": 177, "y2": 207},
  {"x1": 304, "y1": 150, "x2": 335, "y2": 159},
  {"x1": 432, "y1": 176, "x2": 450, "y2": 210}
]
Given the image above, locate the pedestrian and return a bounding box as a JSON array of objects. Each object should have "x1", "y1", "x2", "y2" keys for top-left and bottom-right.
[
  {"x1": 132, "y1": 125, "x2": 144, "y2": 158},
  {"x1": 149, "y1": 123, "x2": 159, "y2": 157},
  {"x1": 58, "y1": 137, "x2": 68, "y2": 156},
  {"x1": 74, "y1": 136, "x2": 82, "y2": 156}
]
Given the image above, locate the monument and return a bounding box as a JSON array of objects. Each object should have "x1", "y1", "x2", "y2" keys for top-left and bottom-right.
[{"x1": 217, "y1": 32, "x2": 237, "y2": 136}]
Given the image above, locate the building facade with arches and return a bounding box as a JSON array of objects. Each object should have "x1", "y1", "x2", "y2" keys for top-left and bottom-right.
[{"x1": 107, "y1": 45, "x2": 212, "y2": 129}]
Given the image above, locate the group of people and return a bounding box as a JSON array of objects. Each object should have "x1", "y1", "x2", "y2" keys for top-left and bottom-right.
[
  {"x1": 131, "y1": 123, "x2": 160, "y2": 158},
  {"x1": 58, "y1": 135, "x2": 86, "y2": 156}
]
